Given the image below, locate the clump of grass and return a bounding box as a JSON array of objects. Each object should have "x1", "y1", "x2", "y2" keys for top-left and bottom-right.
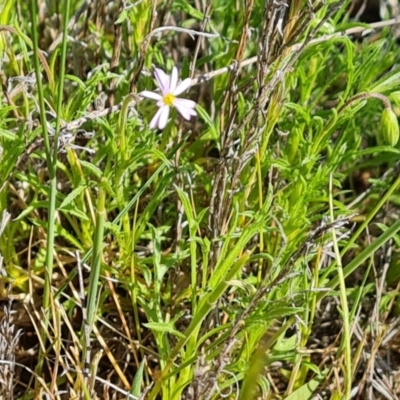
[{"x1": 2, "y1": 0, "x2": 400, "y2": 399}]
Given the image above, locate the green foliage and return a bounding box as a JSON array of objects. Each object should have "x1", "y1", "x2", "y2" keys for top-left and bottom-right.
[{"x1": 1, "y1": 0, "x2": 400, "y2": 399}]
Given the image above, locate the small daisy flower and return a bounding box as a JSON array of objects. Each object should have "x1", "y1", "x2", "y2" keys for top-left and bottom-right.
[{"x1": 140, "y1": 66, "x2": 197, "y2": 130}]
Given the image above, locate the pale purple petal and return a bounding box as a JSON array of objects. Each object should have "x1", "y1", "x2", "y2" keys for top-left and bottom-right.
[
  {"x1": 173, "y1": 78, "x2": 192, "y2": 96},
  {"x1": 174, "y1": 98, "x2": 197, "y2": 120},
  {"x1": 158, "y1": 106, "x2": 170, "y2": 129},
  {"x1": 173, "y1": 97, "x2": 197, "y2": 110},
  {"x1": 149, "y1": 106, "x2": 164, "y2": 129},
  {"x1": 169, "y1": 67, "x2": 178, "y2": 93},
  {"x1": 140, "y1": 90, "x2": 162, "y2": 101},
  {"x1": 175, "y1": 104, "x2": 196, "y2": 120},
  {"x1": 154, "y1": 68, "x2": 170, "y2": 95}
]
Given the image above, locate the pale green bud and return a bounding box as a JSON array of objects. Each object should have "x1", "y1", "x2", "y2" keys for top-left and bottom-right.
[{"x1": 380, "y1": 107, "x2": 399, "y2": 147}]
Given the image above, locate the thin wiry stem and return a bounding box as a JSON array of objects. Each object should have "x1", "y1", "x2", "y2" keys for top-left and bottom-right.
[{"x1": 145, "y1": 25, "x2": 219, "y2": 40}]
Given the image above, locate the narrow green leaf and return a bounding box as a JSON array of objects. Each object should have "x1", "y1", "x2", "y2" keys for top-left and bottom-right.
[
  {"x1": 143, "y1": 322, "x2": 186, "y2": 339},
  {"x1": 370, "y1": 70, "x2": 400, "y2": 93},
  {"x1": 131, "y1": 360, "x2": 145, "y2": 397},
  {"x1": 285, "y1": 369, "x2": 328, "y2": 400},
  {"x1": 59, "y1": 184, "x2": 86, "y2": 209},
  {"x1": 59, "y1": 203, "x2": 90, "y2": 221},
  {"x1": 0, "y1": 127, "x2": 16, "y2": 140},
  {"x1": 173, "y1": 0, "x2": 204, "y2": 19}
]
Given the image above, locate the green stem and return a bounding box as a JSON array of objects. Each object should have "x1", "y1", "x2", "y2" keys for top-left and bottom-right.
[
  {"x1": 80, "y1": 179, "x2": 106, "y2": 393},
  {"x1": 30, "y1": 0, "x2": 70, "y2": 385},
  {"x1": 329, "y1": 175, "x2": 351, "y2": 399},
  {"x1": 119, "y1": 94, "x2": 137, "y2": 163},
  {"x1": 84, "y1": 179, "x2": 107, "y2": 338},
  {"x1": 29, "y1": 0, "x2": 53, "y2": 172},
  {"x1": 117, "y1": 94, "x2": 137, "y2": 252}
]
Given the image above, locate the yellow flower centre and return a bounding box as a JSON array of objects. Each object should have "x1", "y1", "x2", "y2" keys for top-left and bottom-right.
[{"x1": 163, "y1": 93, "x2": 175, "y2": 106}]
